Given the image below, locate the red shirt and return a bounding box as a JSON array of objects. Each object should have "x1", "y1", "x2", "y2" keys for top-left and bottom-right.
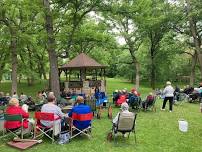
[
  {"x1": 146, "y1": 95, "x2": 154, "y2": 103},
  {"x1": 4, "y1": 106, "x2": 29, "y2": 129}
]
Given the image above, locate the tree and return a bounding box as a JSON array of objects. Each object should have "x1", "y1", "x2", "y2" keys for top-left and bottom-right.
[
  {"x1": 102, "y1": 0, "x2": 143, "y2": 89},
  {"x1": 42, "y1": 0, "x2": 60, "y2": 97},
  {"x1": 185, "y1": 0, "x2": 202, "y2": 78},
  {"x1": 136, "y1": 0, "x2": 175, "y2": 89}
]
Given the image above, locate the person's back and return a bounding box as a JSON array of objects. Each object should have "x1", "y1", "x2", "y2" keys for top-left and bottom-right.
[
  {"x1": 5, "y1": 98, "x2": 29, "y2": 129},
  {"x1": 163, "y1": 85, "x2": 174, "y2": 97},
  {"x1": 41, "y1": 95, "x2": 63, "y2": 127},
  {"x1": 113, "y1": 102, "x2": 133, "y2": 125},
  {"x1": 68, "y1": 96, "x2": 92, "y2": 130}
]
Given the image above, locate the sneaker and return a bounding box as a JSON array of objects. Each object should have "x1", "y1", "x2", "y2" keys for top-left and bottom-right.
[
  {"x1": 169, "y1": 110, "x2": 172, "y2": 112},
  {"x1": 161, "y1": 108, "x2": 165, "y2": 111}
]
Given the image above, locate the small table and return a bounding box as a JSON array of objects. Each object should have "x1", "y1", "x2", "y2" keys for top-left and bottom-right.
[{"x1": 62, "y1": 106, "x2": 73, "y2": 113}]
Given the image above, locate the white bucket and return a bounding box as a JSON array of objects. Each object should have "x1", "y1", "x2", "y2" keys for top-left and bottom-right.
[{"x1": 178, "y1": 120, "x2": 188, "y2": 132}]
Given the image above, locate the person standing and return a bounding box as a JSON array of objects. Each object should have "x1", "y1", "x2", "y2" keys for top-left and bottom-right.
[{"x1": 161, "y1": 81, "x2": 174, "y2": 112}]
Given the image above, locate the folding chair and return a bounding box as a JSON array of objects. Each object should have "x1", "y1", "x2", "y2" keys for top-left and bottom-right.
[
  {"x1": 112, "y1": 113, "x2": 137, "y2": 144},
  {"x1": 70, "y1": 112, "x2": 93, "y2": 139},
  {"x1": 34, "y1": 112, "x2": 61, "y2": 143},
  {"x1": 128, "y1": 95, "x2": 141, "y2": 111},
  {"x1": 3, "y1": 114, "x2": 24, "y2": 139},
  {"x1": 144, "y1": 97, "x2": 156, "y2": 112}
]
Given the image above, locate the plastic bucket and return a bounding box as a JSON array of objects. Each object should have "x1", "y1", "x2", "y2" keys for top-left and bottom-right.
[{"x1": 178, "y1": 120, "x2": 188, "y2": 132}]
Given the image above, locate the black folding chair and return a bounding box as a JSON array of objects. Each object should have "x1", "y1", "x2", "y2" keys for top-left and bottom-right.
[{"x1": 112, "y1": 113, "x2": 137, "y2": 144}]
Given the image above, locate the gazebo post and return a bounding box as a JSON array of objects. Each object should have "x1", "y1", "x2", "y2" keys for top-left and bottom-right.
[
  {"x1": 95, "y1": 69, "x2": 97, "y2": 80},
  {"x1": 65, "y1": 70, "x2": 68, "y2": 81},
  {"x1": 69, "y1": 70, "x2": 71, "y2": 81}
]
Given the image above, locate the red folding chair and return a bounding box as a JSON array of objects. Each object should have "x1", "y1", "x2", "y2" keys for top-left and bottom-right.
[
  {"x1": 70, "y1": 112, "x2": 93, "y2": 139},
  {"x1": 34, "y1": 112, "x2": 61, "y2": 143},
  {"x1": 116, "y1": 95, "x2": 126, "y2": 106}
]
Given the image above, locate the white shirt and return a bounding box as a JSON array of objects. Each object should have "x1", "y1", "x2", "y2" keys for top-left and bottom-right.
[{"x1": 163, "y1": 85, "x2": 174, "y2": 97}]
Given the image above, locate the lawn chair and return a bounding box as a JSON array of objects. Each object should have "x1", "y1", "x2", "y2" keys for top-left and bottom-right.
[
  {"x1": 69, "y1": 112, "x2": 93, "y2": 139},
  {"x1": 116, "y1": 95, "x2": 127, "y2": 106},
  {"x1": 112, "y1": 112, "x2": 137, "y2": 144},
  {"x1": 34, "y1": 112, "x2": 61, "y2": 143},
  {"x1": 144, "y1": 97, "x2": 157, "y2": 112},
  {"x1": 128, "y1": 95, "x2": 141, "y2": 111},
  {"x1": 2, "y1": 114, "x2": 24, "y2": 139}
]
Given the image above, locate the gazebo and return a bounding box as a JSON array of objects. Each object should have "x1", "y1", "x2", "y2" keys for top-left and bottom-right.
[{"x1": 58, "y1": 53, "x2": 107, "y2": 95}]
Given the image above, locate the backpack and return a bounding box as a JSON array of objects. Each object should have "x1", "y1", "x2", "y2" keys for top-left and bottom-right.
[{"x1": 58, "y1": 132, "x2": 70, "y2": 144}]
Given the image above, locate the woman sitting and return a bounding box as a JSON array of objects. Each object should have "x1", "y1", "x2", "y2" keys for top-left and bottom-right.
[
  {"x1": 4, "y1": 98, "x2": 31, "y2": 132},
  {"x1": 142, "y1": 92, "x2": 155, "y2": 110}
]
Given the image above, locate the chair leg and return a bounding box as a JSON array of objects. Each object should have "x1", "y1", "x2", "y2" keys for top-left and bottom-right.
[
  {"x1": 52, "y1": 132, "x2": 54, "y2": 143},
  {"x1": 128, "y1": 132, "x2": 130, "y2": 138},
  {"x1": 134, "y1": 131, "x2": 137, "y2": 143}
]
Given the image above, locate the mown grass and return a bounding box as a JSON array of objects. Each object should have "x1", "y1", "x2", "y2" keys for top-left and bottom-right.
[{"x1": 0, "y1": 78, "x2": 202, "y2": 152}]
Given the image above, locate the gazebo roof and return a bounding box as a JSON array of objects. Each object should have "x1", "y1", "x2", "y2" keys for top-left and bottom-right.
[{"x1": 59, "y1": 53, "x2": 106, "y2": 70}]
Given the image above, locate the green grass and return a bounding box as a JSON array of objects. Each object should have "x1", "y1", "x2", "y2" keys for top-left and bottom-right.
[{"x1": 0, "y1": 78, "x2": 202, "y2": 152}]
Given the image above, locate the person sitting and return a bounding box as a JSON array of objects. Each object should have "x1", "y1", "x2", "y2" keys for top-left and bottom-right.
[
  {"x1": 189, "y1": 88, "x2": 200, "y2": 102},
  {"x1": 112, "y1": 90, "x2": 118, "y2": 104},
  {"x1": 12, "y1": 92, "x2": 19, "y2": 100},
  {"x1": 128, "y1": 93, "x2": 140, "y2": 109},
  {"x1": 116, "y1": 94, "x2": 127, "y2": 106},
  {"x1": 19, "y1": 92, "x2": 28, "y2": 103},
  {"x1": 41, "y1": 94, "x2": 65, "y2": 127},
  {"x1": 183, "y1": 85, "x2": 194, "y2": 95},
  {"x1": 4, "y1": 98, "x2": 31, "y2": 132},
  {"x1": 24, "y1": 96, "x2": 36, "y2": 110},
  {"x1": 68, "y1": 96, "x2": 92, "y2": 130},
  {"x1": 131, "y1": 88, "x2": 140, "y2": 97},
  {"x1": 142, "y1": 92, "x2": 155, "y2": 110},
  {"x1": 112, "y1": 102, "x2": 134, "y2": 126}
]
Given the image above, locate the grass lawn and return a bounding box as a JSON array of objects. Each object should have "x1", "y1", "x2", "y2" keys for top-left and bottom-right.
[{"x1": 0, "y1": 78, "x2": 202, "y2": 152}]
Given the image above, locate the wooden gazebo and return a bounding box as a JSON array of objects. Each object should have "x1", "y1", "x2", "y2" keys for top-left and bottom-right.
[{"x1": 59, "y1": 53, "x2": 107, "y2": 95}]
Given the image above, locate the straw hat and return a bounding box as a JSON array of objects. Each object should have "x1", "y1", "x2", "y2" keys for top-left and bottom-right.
[{"x1": 9, "y1": 98, "x2": 19, "y2": 106}]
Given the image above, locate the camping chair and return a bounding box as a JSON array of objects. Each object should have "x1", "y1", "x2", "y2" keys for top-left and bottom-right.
[
  {"x1": 128, "y1": 95, "x2": 141, "y2": 111},
  {"x1": 112, "y1": 112, "x2": 137, "y2": 144},
  {"x1": 2, "y1": 114, "x2": 24, "y2": 139},
  {"x1": 34, "y1": 112, "x2": 61, "y2": 143},
  {"x1": 144, "y1": 97, "x2": 156, "y2": 112},
  {"x1": 70, "y1": 112, "x2": 93, "y2": 139},
  {"x1": 116, "y1": 95, "x2": 127, "y2": 106}
]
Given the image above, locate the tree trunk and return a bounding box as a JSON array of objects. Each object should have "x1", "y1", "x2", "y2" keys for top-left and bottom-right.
[
  {"x1": 43, "y1": 0, "x2": 60, "y2": 98},
  {"x1": 10, "y1": 29, "x2": 18, "y2": 95},
  {"x1": 190, "y1": 51, "x2": 197, "y2": 86},
  {"x1": 186, "y1": 0, "x2": 202, "y2": 77},
  {"x1": 150, "y1": 47, "x2": 156, "y2": 90},
  {"x1": 197, "y1": 53, "x2": 202, "y2": 78},
  {"x1": 27, "y1": 46, "x2": 34, "y2": 86},
  {"x1": 135, "y1": 62, "x2": 140, "y2": 90}
]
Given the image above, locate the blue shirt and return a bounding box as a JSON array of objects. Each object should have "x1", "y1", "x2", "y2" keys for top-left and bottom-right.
[{"x1": 68, "y1": 103, "x2": 92, "y2": 130}]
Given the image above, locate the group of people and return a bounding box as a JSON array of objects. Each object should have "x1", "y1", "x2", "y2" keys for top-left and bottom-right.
[
  {"x1": 3, "y1": 93, "x2": 92, "y2": 137},
  {"x1": 112, "y1": 88, "x2": 155, "y2": 110}
]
